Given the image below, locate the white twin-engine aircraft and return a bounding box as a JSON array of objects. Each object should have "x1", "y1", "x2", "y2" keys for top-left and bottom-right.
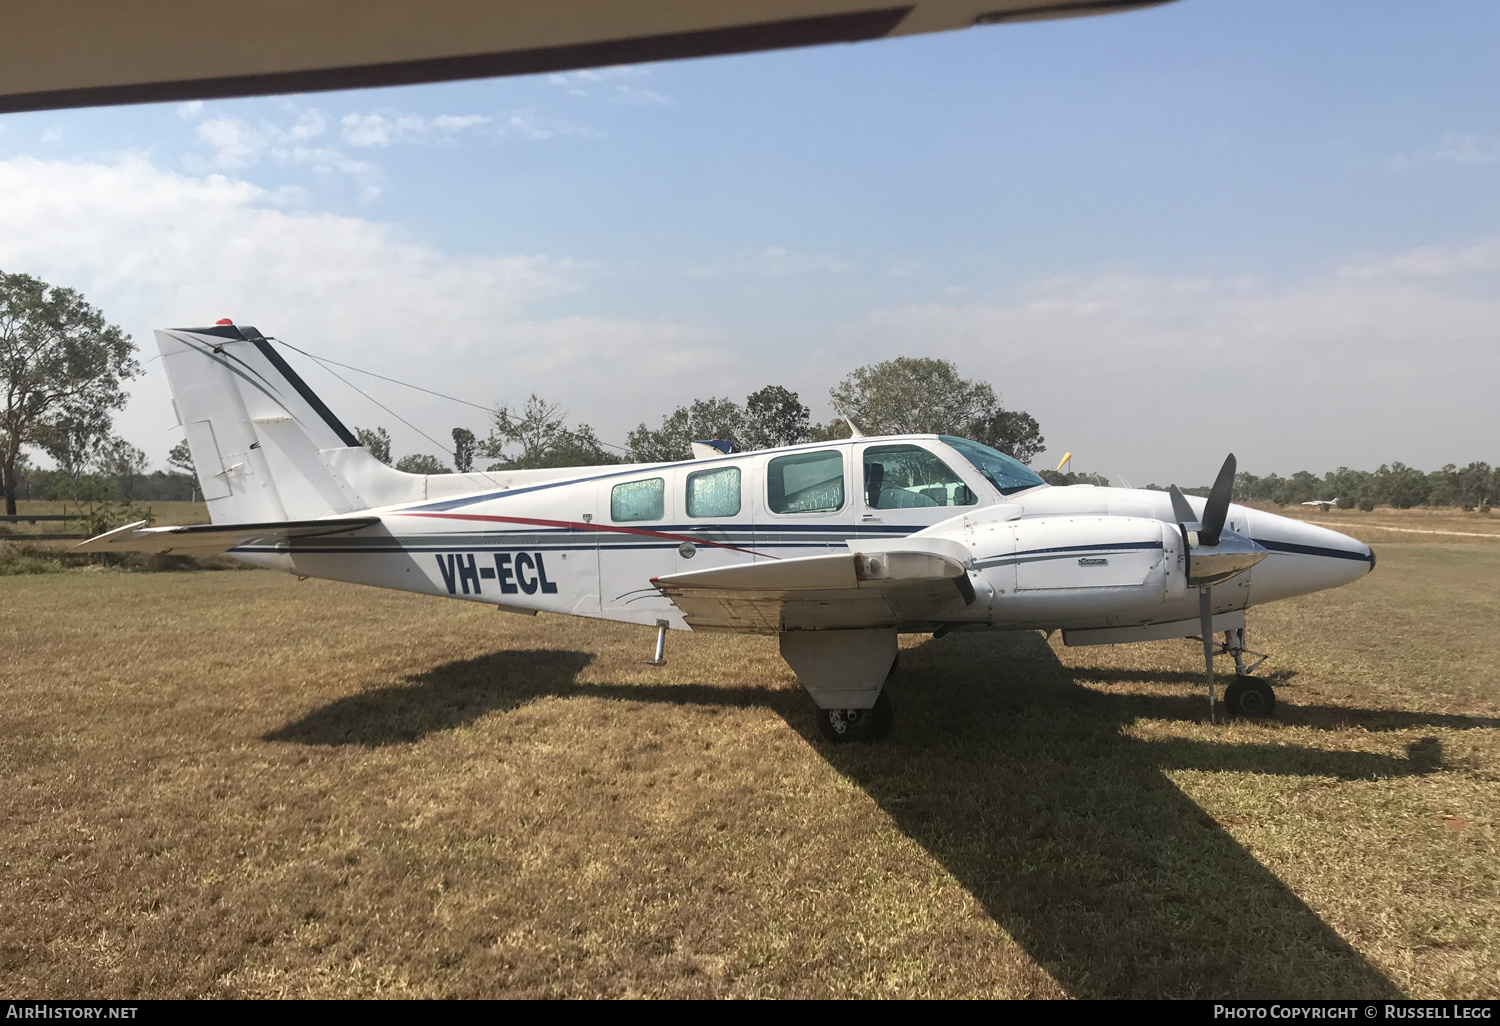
[{"x1": 82, "y1": 324, "x2": 1376, "y2": 741}]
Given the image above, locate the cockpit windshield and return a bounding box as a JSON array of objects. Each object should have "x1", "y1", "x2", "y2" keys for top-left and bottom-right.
[{"x1": 939, "y1": 436, "x2": 1047, "y2": 496}]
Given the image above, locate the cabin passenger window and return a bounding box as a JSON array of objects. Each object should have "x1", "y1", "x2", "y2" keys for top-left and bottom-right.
[
  {"x1": 863, "y1": 445, "x2": 976, "y2": 509},
  {"x1": 767, "y1": 450, "x2": 844, "y2": 514},
  {"x1": 686, "y1": 466, "x2": 741, "y2": 518},
  {"x1": 611, "y1": 478, "x2": 665, "y2": 522}
]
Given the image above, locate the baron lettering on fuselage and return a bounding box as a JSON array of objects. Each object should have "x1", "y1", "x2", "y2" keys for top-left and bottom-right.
[{"x1": 79, "y1": 324, "x2": 1377, "y2": 743}]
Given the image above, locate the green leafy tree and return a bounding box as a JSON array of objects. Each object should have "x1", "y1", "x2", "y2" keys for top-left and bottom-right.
[
  {"x1": 1455, "y1": 462, "x2": 1492, "y2": 511},
  {"x1": 37, "y1": 409, "x2": 111, "y2": 482},
  {"x1": 968, "y1": 409, "x2": 1045, "y2": 466},
  {"x1": 829, "y1": 357, "x2": 995, "y2": 435},
  {"x1": 167, "y1": 437, "x2": 199, "y2": 501},
  {"x1": 627, "y1": 397, "x2": 746, "y2": 462},
  {"x1": 807, "y1": 417, "x2": 854, "y2": 443},
  {"x1": 167, "y1": 437, "x2": 195, "y2": 476},
  {"x1": 0, "y1": 271, "x2": 137, "y2": 514},
  {"x1": 743, "y1": 386, "x2": 810, "y2": 450},
  {"x1": 1373, "y1": 462, "x2": 1429, "y2": 509},
  {"x1": 395, "y1": 453, "x2": 450, "y2": 475},
  {"x1": 826, "y1": 356, "x2": 1044, "y2": 462},
  {"x1": 480, "y1": 395, "x2": 619, "y2": 470},
  {"x1": 95, "y1": 436, "x2": 149, "y2": 499},
  {"x1": 356, "y1": 426, "x2": 391, "y2": 465},
  {"x1": 1324, "y1": 467, "x2": 1373, "y2": 510},
  {"x1": 451, "y1": 427, "x2": 476, "y2": 474},
  {"x1": 1426, "y1": 465, "x2": 1460, "y2": 507}
]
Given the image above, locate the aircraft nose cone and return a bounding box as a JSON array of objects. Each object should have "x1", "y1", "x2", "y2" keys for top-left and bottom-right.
[{"x1": 1241, "y1": 507, "x2": 1375, "y2": 601}]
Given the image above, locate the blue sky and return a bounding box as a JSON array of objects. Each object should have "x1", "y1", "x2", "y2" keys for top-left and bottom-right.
[{"x1": 1, "y1": 0, "x2": 1496, "y2": 485}]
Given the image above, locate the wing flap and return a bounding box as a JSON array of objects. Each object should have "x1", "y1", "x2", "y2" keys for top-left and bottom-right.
[
  {"x1": 73, "y1": 516, "x2": 380, "y2": 554},
  {"x1": 653, "y1": 550, "x2": 974, "y2": 634}
]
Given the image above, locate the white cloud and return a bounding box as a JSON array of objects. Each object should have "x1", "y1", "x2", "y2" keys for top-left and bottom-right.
[
  {"x1": 340, "y1": 112, "x2": 492, "y2": 147},
  {"x1": 2, "y1": 152, "x2": 1493, "y2": 482},
  {"x1": 1435, "y1": 133, "x2": 1500, "y2": 165},
  {"x1": 495, "y1": 108, "x2": 594, "y2": 140},
  {"x1": 840, "y1": 254, "x2": 1500, "y2": 482},
  {"x1": 548, "y1": 65, "x2": 670, "y2": 106},
  {"x1": 0, "y1": 155, "x2": 724, "y2": 467},
  {"x1": 339, "y1": 108, "x2": 592, "y2": 147},
  {"x1": 686, "y1": 246, "x2": 853, "y2": 278},
  {"x1": 1390, "y1": 132, "x2": 1500, "y2": 170},
  {"x1": 189, "y1": 109, "x2": 383, "y2": 199},
  {"x1": 1337, "y1": 237, "x2": 1500, "y2": 279}
]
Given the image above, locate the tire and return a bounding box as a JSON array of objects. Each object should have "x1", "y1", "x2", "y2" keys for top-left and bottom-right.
[
  {"x1": 817, "y1": 690, "x2": 894, "y2": 743},
  {"x1": 1222, "y1": 676, "x2": 1276, "y2": 719}
]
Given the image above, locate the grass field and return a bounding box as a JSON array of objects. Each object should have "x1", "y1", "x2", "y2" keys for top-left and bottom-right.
[{"x1": 1, "y1": 522, "x2": 1497, "y2": 997}]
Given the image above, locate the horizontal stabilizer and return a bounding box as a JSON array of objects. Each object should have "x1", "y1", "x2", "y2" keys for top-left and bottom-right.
[
  {"x1": 654, "y1": 550, "x2": 973, "y2": 634},
  {"x1": 74, "y1": 516, "x2": 380, "y2": 555}
]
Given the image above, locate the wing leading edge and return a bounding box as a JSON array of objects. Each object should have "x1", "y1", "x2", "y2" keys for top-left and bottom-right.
[{"x1": 653, "y1": 548, "x2": 975, "y2": 634}]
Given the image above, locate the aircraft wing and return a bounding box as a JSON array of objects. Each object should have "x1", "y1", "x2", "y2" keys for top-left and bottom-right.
[
  {"x1": 1, "y1": 1, "x2": 1176, "y2": 114},
  {"x1": 653, "y1": 547, "x2": 975, "y2": 633},
  {"x1": 74, "y1": 517, "x2": 380, "y2": 555}
]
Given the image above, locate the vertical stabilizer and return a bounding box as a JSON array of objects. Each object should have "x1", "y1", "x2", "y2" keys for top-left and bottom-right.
[{"x1": 159, "y1": 324, "x2": 424, "y2": 523}]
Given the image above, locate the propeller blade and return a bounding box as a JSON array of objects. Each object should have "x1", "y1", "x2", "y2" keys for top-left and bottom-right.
[
  {"x1": 1200, "y1": 587, "x2": 1216, "y2": 723},
  {"x1": 1198, "y1": 453, "x2": 1237, "y2": 547},
  {"x1": 1168, "y1": 484, "x2": 1196, "y2": 524}
]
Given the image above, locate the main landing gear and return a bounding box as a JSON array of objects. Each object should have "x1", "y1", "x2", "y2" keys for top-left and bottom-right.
[
  {"x1": 779, "y1": 628, "x2": 899, "y2": 744},
  {"x1": 817, "y1": 690, "x2": 894, "y2": 743},
  {"x1": 1213, "y1": 626, "x2": 1275, "y2": 720}
]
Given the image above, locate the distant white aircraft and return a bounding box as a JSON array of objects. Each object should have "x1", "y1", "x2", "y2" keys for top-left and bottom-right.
[
  {"x1": 81, "y1": 325, "x2": 1376, "y2": 740},
  {"x1": 1302, "y1": 500, "x2": 1339, "y2": 512}
]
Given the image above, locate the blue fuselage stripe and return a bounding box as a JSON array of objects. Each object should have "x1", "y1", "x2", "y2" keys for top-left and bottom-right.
[{"x1": 1258, "y1": 539, "x2": 1372, "y2": 562}]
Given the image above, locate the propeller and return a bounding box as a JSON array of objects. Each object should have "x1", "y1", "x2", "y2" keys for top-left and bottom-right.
[{"x1": 1167, "y1": 454, "x2": 1268, "y2": 722}]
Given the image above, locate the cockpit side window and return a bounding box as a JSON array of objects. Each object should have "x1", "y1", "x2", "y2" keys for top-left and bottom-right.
[
  {"x1": 862, "y1": 444, "x2": 977, "y2": 509},
  {"x1": 939, "y1": 436, "x2": 1046, "y2": 495}
]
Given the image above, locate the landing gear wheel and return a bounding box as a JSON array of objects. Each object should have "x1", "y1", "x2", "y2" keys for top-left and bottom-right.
[
  {"x1": 817, "y1": 690, "x2": 894, "y2": 743},
  {"x1": 1222, "y1": 676, "x2": 1276, "y2": 719}
]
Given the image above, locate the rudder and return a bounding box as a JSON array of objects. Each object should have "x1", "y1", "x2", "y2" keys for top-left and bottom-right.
[{"x1": 160, "y1": 323, "x2": 424, "y2": 523}]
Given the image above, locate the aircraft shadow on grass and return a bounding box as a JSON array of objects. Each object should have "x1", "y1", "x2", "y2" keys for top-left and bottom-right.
[{"x1": 265, "y1": 636, "x2": 1500, "y2": 999}]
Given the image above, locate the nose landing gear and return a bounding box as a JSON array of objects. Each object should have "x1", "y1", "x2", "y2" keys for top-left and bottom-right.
[
  {"x1": 1222, "y1": 675, "x2": 1276, "y2": 718},
  {"x1": 1219, "y1": 626, "x2": 1274, "y2": 720}
]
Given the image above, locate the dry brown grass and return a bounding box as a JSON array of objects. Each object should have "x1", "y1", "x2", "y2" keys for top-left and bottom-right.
[{"x1": 0, "y1": 535, "x2": 1496, "y2": 998}]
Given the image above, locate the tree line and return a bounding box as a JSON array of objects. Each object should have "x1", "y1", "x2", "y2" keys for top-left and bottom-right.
[
  {"x1": 344, "y1": 356, "x2": 1047, "y2": 475},
  {"x1": 5, "y1": 270, "x2": 1492, "y2": 514},
  {"x1": 1212, "y1": 463, "x2": 1499, "y2": 512}
]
